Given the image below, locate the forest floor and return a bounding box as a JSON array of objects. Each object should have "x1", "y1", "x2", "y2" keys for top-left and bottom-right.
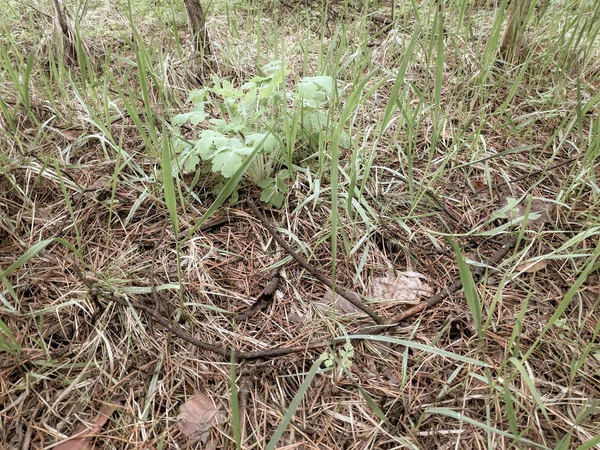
[{"x1": 1, "y1": 0, "x2": 600, "y2": 449}]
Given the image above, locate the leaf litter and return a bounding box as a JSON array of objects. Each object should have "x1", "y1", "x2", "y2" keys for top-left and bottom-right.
[
  {"x1": 54, "y1": 400, "x2": 121, "y2": 450},
  {"x1": 324, "y1": 271, "x2": 434, "y2": 314},
  {"x1": 177, "y1": 392, "x2": 226, "y2": 444}
]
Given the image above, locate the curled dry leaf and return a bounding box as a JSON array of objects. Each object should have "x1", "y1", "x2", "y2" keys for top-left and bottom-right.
[
  {"x1": 62, "y1": 129, "x2": 81, "y2": 141},
  {"x1": 323, "y1": 272, "x2": 434, "y2": 315},
  {"x1": 88, "y1": 175, "x2": 112, "y2": 190},
  {"x1": 177, "y1": 392, "x2": 226, "y2": 444},
  {"x1": 368, "y1": 272, "x2": 434, "y2": 305},
  {"x1": 323, "y1": 287, "x2": 362, "y2": 314},
  {"x1": 516, "y1": 260, "x2": 547, "y2": 273},
  {"x1": 54, "y1": 401, "x2": 121, "y2": 450}
]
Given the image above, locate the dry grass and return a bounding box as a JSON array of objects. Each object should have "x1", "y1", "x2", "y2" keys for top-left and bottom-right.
[{"x1": 1, "y1": 0, "x2": 600, "y2": 449}]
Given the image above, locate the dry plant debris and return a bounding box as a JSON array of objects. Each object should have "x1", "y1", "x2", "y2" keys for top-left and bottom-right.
[
  {"x1": 324, "y1": 271, "x2": 433, "y2": 314},
  {"x1": 515, "y1": 260, "x2": 548, "y2": 273},
  {"x1": 177, "y1": 392, "x2": 226, "y2": 444},
  {"x1": 54, "y1": 401, "x2": 121, "y2": 450},
  {"x1": 368, "y1": 272, "x2": 434, "y2": 305}
]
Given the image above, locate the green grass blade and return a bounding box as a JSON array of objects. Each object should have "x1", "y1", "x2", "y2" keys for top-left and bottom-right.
[
  {"x1": 230, "y1": 351, "x2": 242, "y2": 449},
  {"x1": 0, "y1": 239, "x2": 53, "y2": 279},
  {"x1": 524, "y1": 243, "x2": 600, "y2": 360},
  {"x1": 0, "y1": 317, "x2": 20, "y2": 354},
  {"x1": 448, "y1": 238, "x2": 483, "y2": 340},
  {"x1": 265, "y1": 358, "x2": 323, "y2": 450},
  {"x1": 380, "y1": 26, "x2": 421, "y2": 134},
  {"x1": 575, "y1": 432, "x2": 600, "y2": 450},
  {"x1": 426, "y1": 407, "x2": 547, "y2": 449},
  {"x1": 344, "y1": 335, "x2": 488, "y2": 366},
  {"x1": 161, "y1": 130, "x2": 179, "y2": 239}
]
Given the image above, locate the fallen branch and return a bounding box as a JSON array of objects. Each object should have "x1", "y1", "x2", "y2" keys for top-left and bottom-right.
[
  {"x1": 73, "y1": 264, "x2": 309, "y2": 360},
  {"x1": 233, "y1": 267, "x2": 281, "y2": 320},
  {"x1": 73, "y1": 233, "x2": 519, "y2": 360},
  {"x1": 248, "y1": 199, "x2": 384, "y2": 325}
]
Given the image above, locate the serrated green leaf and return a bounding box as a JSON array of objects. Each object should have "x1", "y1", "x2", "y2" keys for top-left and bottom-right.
[
  {"x1": 187, "y1": 88, "x2": 208, "y2": 103},
  {"x1": 245, "y1": 133, "x2": 264, "y2": 145},
  {"x1": 183, "y1": 153, "x2": 200, "y2": 172},
  {"x1": 263, "y1": 134, "x2": 279, "y2": 152},
  {"x1": 242, "y1": 88, "x2": 257, "y2": 105},
  {"x1": 307, "y1": 75, "x2": 333, "y2": 91},
  {"x1": 188, "y1": 110, "x2": 208, "y2": 125},
  {"x1": 195, "y1": 131, "x2": 227, "y2": 159},
  {"x1": 278, "y1": 168, "x2": 290, "y2": 178},
  {"x1": 211, "y1": 118, "x2": 227, "y2": 129},
  {"x1": 299, "y1": 81, "x2": 318, "y2": 101},
  {"x1": 195, "y1": 136, "x2": 215, "y2": 158},
  {"x1": 299, "y1": 76, "x2": 333, "y2": 107},
  {"x1": 263, "y1": 60, "x2": 287, "y2": 76},
  {"x1": 258, "y1": 83, "x2": 275, "y2": 100},
  {"x1": 269, "y1": 192, "x2": 284, "y2": 208},
  {"x1": 260, "y1": 185, "x2": 275, "y2": 200},
  {"x1": 275, "y1": 176, "x2": 288, "y2": 192},
  {"x1": 307, "y1": 111, "x2": 327, "y2": 131},
  {"x1": 172, "y1": 113, "x2": 189, "y2": 126},
  {"x1": 212, "y1": 149, "x2": 244, "y2": 177},
  {"x1": 243, "y1": 133, "x2": 275, "y2": 152},
  {"x1": 258, "y1": 177, "x2": 274, "y2": 189},
  {"x1": 214, "y1": 79, "x2": 237, "y2": 98},
  {"x1": 220, "y1": 137, "x2": 243, "y2": 151},
  {"x1": 173, "y1": 138, "x2": 191, "y2": 154}
]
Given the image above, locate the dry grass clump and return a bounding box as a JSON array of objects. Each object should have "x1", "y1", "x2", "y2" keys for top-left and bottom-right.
[{"x1": 1, "y1": 0, "x2": 600, "y2": 449}]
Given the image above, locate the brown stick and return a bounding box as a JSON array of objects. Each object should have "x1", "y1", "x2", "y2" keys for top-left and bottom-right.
[
  {"x1": 248, "y1": 199, "x2": 384, "y2": 325},
  {"x1": 73, "y1": 264, "x2": 314, "y2": 359},
  {"x1": 233, "y1": 267, "x2": 281, "y2": 320},
  {"x1": 73, "y1": 233, "x2": 519, "y2": 360}
]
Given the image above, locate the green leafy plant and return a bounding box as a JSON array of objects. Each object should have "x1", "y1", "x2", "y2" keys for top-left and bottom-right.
[
  {"x1": 491, "y1": 197, "x2": 542, "y2": 223},
  {"x1": 171, "y1": 61, "x2": 347, "y2": 207},
  {"x1": 320, "y1": 341, "x2": 355, "y2": 370}
]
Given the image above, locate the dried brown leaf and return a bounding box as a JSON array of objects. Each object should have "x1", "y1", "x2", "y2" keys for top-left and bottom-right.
[
  {"x1": 368, "y1": 272, "x2": 434, "y2": 304},
  {"x1": 516, "y1": 260, "x2": 547, "y2": 273},
  {"x1": 323, "y1": 272, "x2": 433, "y2": 315},
  {"x1": 54, "y1": 401, "x2": 120, "y2": 450},
  {"x1": 322, "y1": 287, "x2": 362, "y2": 314},
  {"x1": 62, "y1": 129, "x2": 81, "y2": 141},
  {"x1": 177, "y1": 392, "x2": 225, "y2": 444}
]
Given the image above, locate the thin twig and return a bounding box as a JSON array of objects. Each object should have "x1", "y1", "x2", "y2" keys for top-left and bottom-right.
[
  {"x1": 147, "y1": 222, "x2": 169, "y2": 338},
  {"x1": 73, "y1": 263, "x2": 315, "y2": 359},
  {"x1": 149, "y1": 222, "x2": 168, "y2": 307},
  {"x1": 13, "y1": 0, "x2": 53, "y2": 19},
  {"x1": 233, "y1": 267, "x2": 281, "y2": 320},
  {"x1": 248, "y1": 199, "x2": 384, "y2": 325},
  {"x1": 74, "y1": 264, "x2": 233, "y2": 357},
  {"x1": 72, "y1": 234, "x2": 519, "y2": 360}
]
